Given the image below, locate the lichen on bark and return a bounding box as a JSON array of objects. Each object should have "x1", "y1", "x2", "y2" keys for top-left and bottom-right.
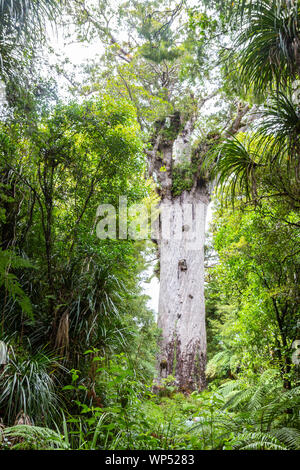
[
  {"x1": 147, "y1": 100, "x2": 252, "y2": 392},
  {"x1": 148, "y1": 107, "x2": 209, "y2": 392}
]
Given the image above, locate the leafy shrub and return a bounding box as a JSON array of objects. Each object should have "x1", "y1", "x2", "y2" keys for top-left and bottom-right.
[{"x1": 0, "y1": 348, "x2": 61, "y2": 426}]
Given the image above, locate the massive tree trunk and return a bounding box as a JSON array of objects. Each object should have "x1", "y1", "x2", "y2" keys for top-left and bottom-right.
[
  {"x1": 148, "y1": 102, "x2": 251, "y2": 392},
  {"x1": 148, "y1": 109, "x2": 210, "y2": 391},
  {"x1": 157, "y1": 189, "x2": 209, "y2": 391}
]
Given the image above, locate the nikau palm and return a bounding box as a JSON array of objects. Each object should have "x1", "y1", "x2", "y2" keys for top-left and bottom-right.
[
  {"x1": 205, "y1": 0, "x2": 300, "y2": 211},
  {"x1": 236, "y1": 0, "x2": 300, "y2": 93}
]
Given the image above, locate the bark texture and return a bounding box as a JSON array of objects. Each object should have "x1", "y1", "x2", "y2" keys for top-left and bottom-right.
[
  {"x1": 148, "y1": 102, "x2": 251, "y2": 392},
  {"x1": 157, "y1": 189, "x2": 208, "y2": 391},
  {"x1": 148, "y1": 109, "x2": 209, "y2": 391}
]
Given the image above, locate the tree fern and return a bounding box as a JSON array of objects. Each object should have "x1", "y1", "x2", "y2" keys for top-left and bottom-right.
[
  {"x1": 206, "y1": 349, "x2": 240, "y2": 378},
  {"x1": 233, "y1": 431, "x2": 288, "y2": 450},
  {"x1": 272, "y1": 426, "x2": 300, "y2": 450},
  {"x1": 1, "y1": 424, "x2": 69, "y2": 450},
  {"x1": 0, "y1": 249, "x2": 34, "y2": 320}
]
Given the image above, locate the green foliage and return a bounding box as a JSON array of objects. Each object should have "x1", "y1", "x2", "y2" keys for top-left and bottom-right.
[
  {"x1": 0, "y1": 92, "x2": 158, "y2": 432},
  {"x1": 1, "y1": 371, "x2": 299, "y2": 450},
  {"x1": 0, "y1": 348, "x2": 61, "y2": 426},
  {"x1": 171, "y1": 161, "x2": 197, "y2": 197},
  {"x1": 0, "y1": 249, "x2": 34, "y2": 320},
  {"x1": 206, "y1": 349, "x2": 240, "y2": 380},
  {"x1": 235, "y1": 0, "x2": 300, "y2": 94},
  {"x1": 0, "y1": 95, "x2": 155, "y2": 361},
  {"x1": 0, "y1": 0, "x2": 61, "y2": 118},
  {"x1": 204, "y1": 90, "x2": 300, "y2": 209},
  {"x1": 0, "y1": 424, "x2": 69, "y2": 450},
  {"x1": 206, "y1": 196, "x2": 299, "y2": 383},
  {"x1": 68, "y1": 0, "x2": 217, "y2": 130},
  {"x1": 59, "y1": 353, "x2": 159, "y2": 450},
  {"x1": 171, "y1": 148, "x2": 208, "y2": 197},
  {"x1": 205, "y1": 134, "x2": 259, "y2": 203}
]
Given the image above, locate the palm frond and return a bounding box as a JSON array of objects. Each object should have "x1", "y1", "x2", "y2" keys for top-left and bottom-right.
[
  {"x1": 257, "y1": 91, "x2": 300, "y2": 165},
  {"x1": 206, "y1": 135, "x2": 261, "y2": 204},
  {"x1": 0, "y1": 0, "x2": 61, "y2": 79},
  {"x1": 235, "y1": 0, "x2": 300, "y2": 93}
]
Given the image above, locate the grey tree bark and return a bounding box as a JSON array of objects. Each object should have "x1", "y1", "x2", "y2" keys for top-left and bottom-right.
[
  {"x1": 148, "y1": 110, "x2": 209, "y2": 391},
  {"x1": 148, "y1": 102, "x2": 251, "y2": 392},
  {"x1": 157, "y1": 189, "x2": 209, "y2": 391}
]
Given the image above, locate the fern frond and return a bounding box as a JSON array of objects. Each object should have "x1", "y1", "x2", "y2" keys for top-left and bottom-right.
[
  {"x1": 3, "y1": 424, "x2": 70, "y2": 450},
  {"x1": 234, "y1": 431, "x2": 288, "y2": 450}
]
